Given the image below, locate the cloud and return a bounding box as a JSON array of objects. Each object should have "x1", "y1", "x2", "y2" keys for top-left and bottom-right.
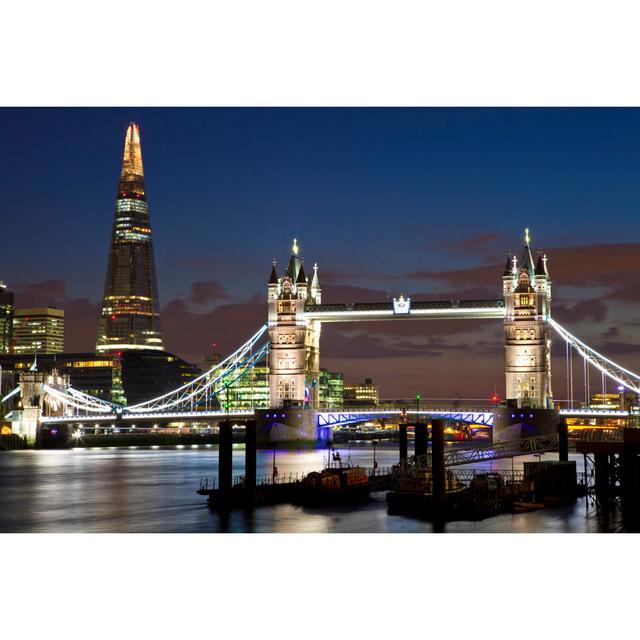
[
  {"x1": 161, "y1": 296, "x2": 265, "y2": 364},
  {"x1": 7, "y1": 279, "x2": 99, "y2": 352},
  {"x1": 63, "y1": 298, "x2": 101, "y2": 352},
  {"x1": 10, "y1": 279, "x2": 68, "y2": 307},
  {"x1": 322, "y1": 283, "x2": 393, "y2": 304},
  {"x1": 187, "y1": 280, "x2": 232, "y2": 306},
  {"x1": 601, "y1": 326, "x2": 620, "y2": 339},
  {"x1": 458, "y1": 232, "x2": 504, "y2": 254},
  {"x1": 316, "y1": 269, "x2": 368, "y2": 285},
  {"x1": 552, "y1": 299, "x2": 608, "y2": 324},
  {"x1": 596, "y1": 341, "x2": 640, "y2": 356},
  {"x1": 407, "y1": 242, "x2": 640, "y2": 293}
]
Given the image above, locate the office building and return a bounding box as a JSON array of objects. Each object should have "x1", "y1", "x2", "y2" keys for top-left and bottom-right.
[
  {"x1": 222, "y1": 366, "x2": 270, "y2": 410},
  {"x1": 344, "y1": 378, "x2": 379, "y2": 407},
  {"x1": 319, "y1": 369, "x2": 344, "y2": 409},
  {"x1": 12, "y1": 307, "x2": 64, "y2": 354}
]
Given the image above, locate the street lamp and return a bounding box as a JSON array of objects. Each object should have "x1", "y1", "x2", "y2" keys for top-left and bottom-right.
[{"x1": 415, "y1": 394, "x2": 421, "y2": 427}]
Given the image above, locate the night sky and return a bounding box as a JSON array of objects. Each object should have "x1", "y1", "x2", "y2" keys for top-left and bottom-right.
[{"x1": 1, "y1": 108, "x2": 639, "y2": 400}]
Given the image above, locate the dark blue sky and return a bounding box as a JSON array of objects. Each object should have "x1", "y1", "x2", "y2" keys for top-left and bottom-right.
[
  {"x1": 1, "y1": 108, "x2": 638, "y2": 395},
  {"x1": 2, "y1": 108, "x2": 640, "y2": 298}
]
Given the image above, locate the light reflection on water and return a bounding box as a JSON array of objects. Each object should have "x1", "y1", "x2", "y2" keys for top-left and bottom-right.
[{"x1": 0, "y1": 442, "x2": 622, "y2": 533}]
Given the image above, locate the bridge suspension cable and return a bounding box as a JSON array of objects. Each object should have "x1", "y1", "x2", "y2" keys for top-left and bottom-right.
[
  {"x1": 125, "y1": 324, "x2": 269, "y2": 413},
  {"x1": 42, "y1": 384, "x2": 116, "y2": 414},
  {"x1": 549, "y1": 318, "x2": 640, "y2": 395},
  {"x1": 1, "y1": 386, "x2": 20, "y2": 406},
  {"x1": 31, "y1": 324, "x2": 269, "y2": 419}
]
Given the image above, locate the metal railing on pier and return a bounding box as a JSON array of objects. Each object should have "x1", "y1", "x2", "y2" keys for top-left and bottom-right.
[
  {"x1": 451, "y1": 469, "x2": 526, "y2": 485},
  {"x1": 410, "y1": 433, "x2": 560, "y2": 471},
  {"x1": 577, "y1": 429, "x2": 624, "y2": 444},
  {"x1": 199, "y1": 464, "x2": 396, "y2": 493}
]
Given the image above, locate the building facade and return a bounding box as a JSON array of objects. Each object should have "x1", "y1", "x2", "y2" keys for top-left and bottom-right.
[
  {"x1": 12, "y1": 307, "x2": 64, "y2": 355},
  {"x1": 96, "y1": 123, "x2": 164, "y2": 354},
  {"x1": 222, "y1": 365, "x2": 270, "y2": 410},
  {"x1": 343, "y1": 378, "x2": 379, "y2": 407},
  {"x1": 0, "y1": 281, "x2": 14, "y2": 354},
  {"x1": 319, "y1": 369, "x2": 344, "y2": 409},
  {"x1": 503, "y1": 230, "x2": 553, "y2": 409}
]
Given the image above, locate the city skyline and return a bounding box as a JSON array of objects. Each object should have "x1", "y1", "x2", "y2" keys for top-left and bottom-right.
[{"x1": 1, "y1": 108, "x2": 639, "y2": 398}]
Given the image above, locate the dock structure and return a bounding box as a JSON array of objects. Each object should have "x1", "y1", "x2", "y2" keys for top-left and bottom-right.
[
  {"x1": 577, "y1": 428, "x2": 640, "y2": 521},
  {"x1": 199, "y1": 420, "x2": 567, "y2": 513}
]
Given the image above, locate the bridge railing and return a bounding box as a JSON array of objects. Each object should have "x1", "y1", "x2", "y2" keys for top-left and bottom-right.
[{"x1": 324, "y1": 405, "x2": 495, "y2": 413}]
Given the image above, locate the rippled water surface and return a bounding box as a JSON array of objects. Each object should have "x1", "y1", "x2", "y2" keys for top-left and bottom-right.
[{"x1": 0, "y1": 442, "x2": 621, "y2": 532}]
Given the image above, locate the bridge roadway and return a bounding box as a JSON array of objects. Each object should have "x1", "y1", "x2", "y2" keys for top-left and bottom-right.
[{"x1": 38, "y1": 405, "x2": 632, "y2": 426}]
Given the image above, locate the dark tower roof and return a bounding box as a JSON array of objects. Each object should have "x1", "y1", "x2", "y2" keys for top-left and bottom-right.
[
  {"x1": 502, "y1": 252, "x2": 513, "y2": 277},
  {"x1": 535, "y1": 251, "x2": 550, "y2": 277},
  {"x1": 285, "y1": 254, "x2": 298, "y2": 281},
  {"x1": 268, "y1": 260, "x2": 278, "y2": 285},
  {"x1": 284, "y1": 239, "x2": 301, "y2": 282},
  {"x1": 519, "y1": 229, "x2": 535, "y2": 279},
  {"x1": 296, "y1": 262, "x2": 307, "y2": 284}
]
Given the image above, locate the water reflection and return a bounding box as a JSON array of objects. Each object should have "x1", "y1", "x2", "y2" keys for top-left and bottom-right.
[{"x1": 0, "y1": 442, "x2": 620, "y2": 533}]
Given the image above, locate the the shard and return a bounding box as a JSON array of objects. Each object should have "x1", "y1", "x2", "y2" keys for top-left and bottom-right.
[{"x1": 96, "y1": 123, "x2": 164, "y2": 353}]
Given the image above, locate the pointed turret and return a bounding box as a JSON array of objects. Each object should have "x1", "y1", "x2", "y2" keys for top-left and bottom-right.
[
  {"x1": 535, "y1": 251, "x2": 550, "y2": 278},
  {"x1": 285, "y1": 238, "x2": 301, "y2": 282},
  {"x1": 310, "y1": 262, "x2": 321, "y2": 304},
  {"x1": 268, "y1": 259, "x2": 278, "y2": 285},
  {"x1": 296, "y1": 262, "x2": 308, "y2": 300},
  {"x1": 296, "y1": 262, "x2": 307, "y2": 285},
  {"x1": 518, "y1": 228, "x2": 535, "y2": 279},
  {"x1": 502, "y1": 251, "x2": 513, "y2": 277}
]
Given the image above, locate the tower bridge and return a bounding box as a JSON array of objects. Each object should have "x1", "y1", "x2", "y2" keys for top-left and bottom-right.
[{"x1": 2, "y1": 230, "x2": 639, "y2": 444}]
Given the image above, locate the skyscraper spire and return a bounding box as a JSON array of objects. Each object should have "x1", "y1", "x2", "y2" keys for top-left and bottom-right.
[
  {"x1": 119, "y1": 123, "x2": 144, "y2": 196},
  {"x1": 96, "y1": 123, "x2": 164, "y2": 353}
]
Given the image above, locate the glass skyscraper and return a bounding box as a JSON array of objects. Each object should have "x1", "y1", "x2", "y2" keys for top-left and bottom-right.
[{"x1": 96, "y1": 123, "x2": 164, "y2": 353}]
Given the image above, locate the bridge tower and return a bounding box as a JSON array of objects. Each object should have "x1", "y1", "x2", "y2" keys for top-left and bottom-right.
[
  {"x1": 10, "y1": 367, "x2": 70, "y2": 440},
  {"x1": 503, "y1": 229, "x2": 553, "y2": 410},
  {"x1": 267, "y1": 240, "x2": 322, "y2": 411}
]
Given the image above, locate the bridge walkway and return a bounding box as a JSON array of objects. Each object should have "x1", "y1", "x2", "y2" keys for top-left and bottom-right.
[{"x1": 402, "y1": 433, "x2": 560, "y2": 473}]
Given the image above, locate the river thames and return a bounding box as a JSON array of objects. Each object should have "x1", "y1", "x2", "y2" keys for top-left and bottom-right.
[{"x1": 0, "y1": 441, "x2": 622, "y2": 533}]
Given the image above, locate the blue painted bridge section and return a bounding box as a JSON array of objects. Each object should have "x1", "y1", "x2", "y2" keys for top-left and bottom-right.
[{"x1": 316, "y1": 409, "x2": 495, "y2": 428}]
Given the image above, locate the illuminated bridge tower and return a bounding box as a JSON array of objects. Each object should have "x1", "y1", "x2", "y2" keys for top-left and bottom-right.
[
  {"x1": 96, "y1": 123, "x2": 164, "y2": 353},
  {"x1": 267, "y1": 239, "x2": 322, "y2": 410},
  {"x1": 260, "y1": 240, "x2": 324, "y2": 442},
  {"x1": 503, "y1": 229, "x2": 553, "y2": 411}
]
